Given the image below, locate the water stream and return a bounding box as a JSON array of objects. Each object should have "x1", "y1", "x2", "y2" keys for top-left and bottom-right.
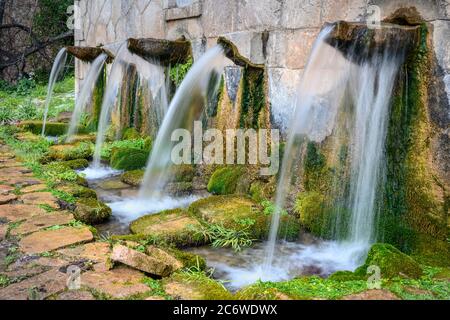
[
  {"x1": 41, "y1": 48, "x2": 68, "y2": 136},
  {"x1": 67, "y1": 53, "x2": 108, "y2": 141}
]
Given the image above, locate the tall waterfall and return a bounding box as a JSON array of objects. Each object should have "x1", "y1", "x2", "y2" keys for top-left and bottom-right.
[
  {"x1": 90, "y1": 45, "x2": 167, "y2": 169},
  {"x1": 67, "y1": 53, "x2": 107, "y2": 141},
  {"x1": 41, "y1": 48, "x2": 67, "y2": 136},
  {"x1": 92, "y1": 44, "x2": 127, "y2": 168},
  {"x1": 139, "y1": 46, "x2": 225, "y2": 198},
  {"x1": 264, "y1": 25, "x2": 406, "y2": 270}
]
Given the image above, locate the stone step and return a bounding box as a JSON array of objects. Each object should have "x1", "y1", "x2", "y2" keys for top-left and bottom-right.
[{"x1": 11, "y1": 212, "x2": 74, "y2": 236}]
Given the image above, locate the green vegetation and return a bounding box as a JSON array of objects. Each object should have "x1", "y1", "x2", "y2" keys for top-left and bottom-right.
[
  {"x1": 240, "y1": 67, "x2": 266, "y2": 129},
  {"x1": 355, "y1": 243, "x2": 423, "y2": 279},
  {"x1": 207, "y1": 166, "x2": 244, "y2": 195},
  {"x1": 191, "y1": 223, "x2": 255, "y2": 252},
  {"x1": 110, "y1": 147, "x2": 149, "y2": 171},
  {"x1": 0, "y1": 76, "x2": 75, "y2": 125},
  {"x1": 74, "y1": 198, "x2": 112, "y2": 225},
  {"x1": 120, "y1": 169, "x2": 144, "y2": 186},
  {"x1": 170, "y1": 58, "x2": 193, "y2": 87}
]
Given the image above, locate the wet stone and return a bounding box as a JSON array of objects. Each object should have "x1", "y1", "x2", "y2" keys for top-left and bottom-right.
[{"x1": 58, "y1": 242, "x2": 111, "y2": 264}]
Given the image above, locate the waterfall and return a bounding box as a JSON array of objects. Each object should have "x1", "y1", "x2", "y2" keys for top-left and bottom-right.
[
  {"x1": 41, "y1": 48, "x2": 67, "y2": 136},
  {"x1": 138, "y1": 46, "x2": 225, "y2": 198},
  {"x1": 67, "y1": 53, "x2": 107, "y2": 141},
  {"x1": 264, "y1": 25, "x2": 406, "y2": 271},
  {"x1": 92, "y1": 44, "x2": 127, "y2": 168}
]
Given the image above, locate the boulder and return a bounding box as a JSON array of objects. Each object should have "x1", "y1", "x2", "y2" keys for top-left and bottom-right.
[
  {"x1": 111, "y1": 244, "x2": 175, "y2": 277},
  {"x1": 47, "y1": 143, "x2": 93, "y2": 162},
  {"x1": 110, "y1": 147, "x2": 149, "y2": 171},
  {"x1": 121, "y1": 170, "x2": 144, "y2": 186},
  {"x1": 74, "y1": 198, "x2": 111, "y2": 224},
  {"x1": 19, "y1": 121, "x2": 70, "y2": 136},
  {"x1": 130, "y1": 209, "x2": 202, "y2": 246},
  {"x1": 355, "y1": 243, "x2": 423, "y2": 279},
  {"x1": 58, "y1": 183, "x2": 97, "y2": 199},
  {"x1": 207, "y1": 166, "x2": 245, "y2": 195}
]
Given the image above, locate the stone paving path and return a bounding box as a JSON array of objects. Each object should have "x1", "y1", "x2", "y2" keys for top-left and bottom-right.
[{"x1": 0, "y1": 142, "x2": 150, "y2": 300}]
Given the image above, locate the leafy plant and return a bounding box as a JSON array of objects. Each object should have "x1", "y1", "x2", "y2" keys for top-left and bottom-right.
[
  {"x1": 192, "y1": 223, "x2": 255, "y2": 252},
  {"x1": 261, "y1": 200, "x2": 287, "y2": 216},
  {"x1": 170, "y1": 58, "x2": 193, "y2": 87}
]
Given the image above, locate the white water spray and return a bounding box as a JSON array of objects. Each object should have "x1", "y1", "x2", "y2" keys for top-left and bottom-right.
[
  {"x1": 138, "y1": 46, "x2": 225, "y2": 198},
  {"x1": 67, "y1": 53, "x2": 107, "y2": 141},
  {"x1": 41, "y1": 48, "x2": 67, "y2": 136}
]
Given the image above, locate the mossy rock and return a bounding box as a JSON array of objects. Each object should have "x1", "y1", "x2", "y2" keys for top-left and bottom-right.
[
  {"x1": 121, "y1": 170, "x2": 144, "y2": 186},
  {"x1": 188, "y1": 195, "x2": 268, "y2": 239},
  {"x1": 59, "y1": 159, "x2": 89, "y2": 170},
  {"x1": 19, "y1": 121, "x2": 73, "y2": 136},
  {"x1": 207, "y1": 166, "x2": 245, "y2": 195},
  {"x1": 165, "y1": 182, "x2": 193, "y2": 195},
  {"x1": 355, "y1": 243, "x2": 423, "y2": 279},
  {"x1": 328, "y1": 271, "x2": 364, "y2": 282},
  {"x1": 130, "y1": 209, "x2": 204, "y2": 247},
  {"x1": 249, "y1": 180, "x2": 275, "y2": 202},
  {"x1": 110, "y1": 147, "x2": 149, "y2": 171},
  {"x1": 170, "y1": 164, "x2": 195, "y2": 183},
  {"x1": 65, "y1": 134, "x2": 96, "y2": 144},
  {"x1": 122, "y1": 127, "x2": 141, "y2": 140},
  {"x1": 411, "y1": 234, "x2": 450, "y2": 267},
  {"x1": 163, "y1": 272, "x2": 233, "y2": 300},
  {"x1": 58, "y1": 182, "x2": 97, "y2": 199},
  {"x1": 74, "y1": 198, "x2": 112, "y2": 224},
  {"x1": 235, "y1": 287, "x2": 291, "y2": 300},
  {"x1": 159, "y1": 247, "x2": 206, "y2": 270},
  {"x1": 47, "y1": 142, "x2": 93, "y2": 161}
]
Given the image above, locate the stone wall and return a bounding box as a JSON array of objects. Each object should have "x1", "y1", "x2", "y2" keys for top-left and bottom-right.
[{"x1": 75, "y1": 0, "x2": 450, "y2": 131}]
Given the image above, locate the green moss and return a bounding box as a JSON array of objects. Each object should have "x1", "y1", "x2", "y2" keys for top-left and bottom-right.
[
  {"x1": 163, "y1": 247, "x2": 206, "y2": 270},
  {"x1": 58, "y1": 182, "x2": 97, "y2": 199},
  {"x1": 19, "y1": 121, "x2": 76, "y2": 136},
  {"x1": 110, "y1": 147, "x2": 149, "y2": 171},
  {"x1": 122, "y1": 127, "x2": 141, "y2": 140},
  {"x1": 58, "y1": 159, "x2": 89, "y2": 170},
  {"x1": 170, "y1": 58, "x2": 193, "y2": 87},
  {"x1": 249, "y1": 180, "x2": 274, "y2": 202},
  {"x1": 130, "y1": 209, "x2": 204, "y2": 247},
  {"x1": 171, "y1": 164, "x2": 195, "y2": 183},
  {"x1": 165, "y1": 271, "x2": 233, "y2": 300},
  {"x1": 86, "y1": 66, "x2": 106, "y2": 131},
  {"x1": 294, "y1": 191, "x2": 349, "y2": 239},
  {"x1": 355, "y1": 243, "x2": 423, "y2": 279},
  {"x1": 74, "y1": 198, "x2": 112, "y2": 225},
  {"x1": 380, "y1": 23, "x2": 447, "y2": 251},
  {"x1": 238, "y1": 276, "x2": 367, "y2": 300},
  {"x1": 189, "y1": 195, "x2": 299, "y2": 241},
  {"x1": 240, "y1": 67, "x2": 266, "y2": 129},
  {"x1": 120, "y1": 169, "x2": 144, "y2": 186},
  {"x1": 207, "y1": 166, "x2": 244, "y2": 195},
  {"x1": 411, "y1": 234, "x2": 450, "y2": 267},
  {"x1": 328, "y1": 271, "x2": 364, "y2": 282},
  {"x1": 235, "y1": 287, "x2": 288, "y2": 300},
  {"x1": 46, "y1": 142, "x2": 93, "y2": 161}
]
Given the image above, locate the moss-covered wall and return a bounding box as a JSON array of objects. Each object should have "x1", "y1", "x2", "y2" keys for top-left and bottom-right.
[
  {"x1": 86, "y1": 64, "x2": 106, "y2": 131},
  {"x1": 380, "y1": 24, "x2": 448, "y2": 252}
]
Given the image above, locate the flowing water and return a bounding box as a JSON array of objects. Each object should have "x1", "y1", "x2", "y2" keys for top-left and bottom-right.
[
  {"x1": 261, "y1": 24, "x2": 407, "y2": 274},
  {"x1": 41, "y1": 48, "x2": 68, "y2": 136},
  {"x1": 67, "y1": 53, "x2": 108, "y2": 141},
  {"x1": 138, "y1": 46, "x2": 225, "y2": 198}
]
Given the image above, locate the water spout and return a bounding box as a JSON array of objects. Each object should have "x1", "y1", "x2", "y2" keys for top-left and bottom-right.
[
  {"x1": 67, "y1": 53, "x2": 107, "y2": 141},
  {"x1": 41, "y1": 48, "x2": 67, "y2": 136},
  {"x1": 139, "y1": 46, "x2": 225, "y2": 198}
]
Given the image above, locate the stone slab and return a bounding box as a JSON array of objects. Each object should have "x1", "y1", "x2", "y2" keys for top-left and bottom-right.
[{"x1": 11, "y1": 212, "x2": 74, "y2": 236}]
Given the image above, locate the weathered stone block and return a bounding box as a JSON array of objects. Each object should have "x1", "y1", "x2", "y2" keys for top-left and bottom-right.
[{"x1": 281, "y1": 0, "x2": 322, "y2": 29}]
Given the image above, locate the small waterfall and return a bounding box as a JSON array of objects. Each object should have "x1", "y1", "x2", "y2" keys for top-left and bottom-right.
[
  {"x1": 139, "y1": 46, "x2": 225, "y2": 198},
  {"x1": 67, "y1": 53, "x2": 107, "y2": 141},
  {"x1": 264, "y1": 24, "x2": 406, "y2": 272},
  {"x1": 92, "y1": 44, "x2": 127, "y2": 168},
  {"x1": 41, "y1": 48, "x2": 67, "y2": 136},
  {"x1": 264, "y1": 25, "x2": 343, "y2": 271}
]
